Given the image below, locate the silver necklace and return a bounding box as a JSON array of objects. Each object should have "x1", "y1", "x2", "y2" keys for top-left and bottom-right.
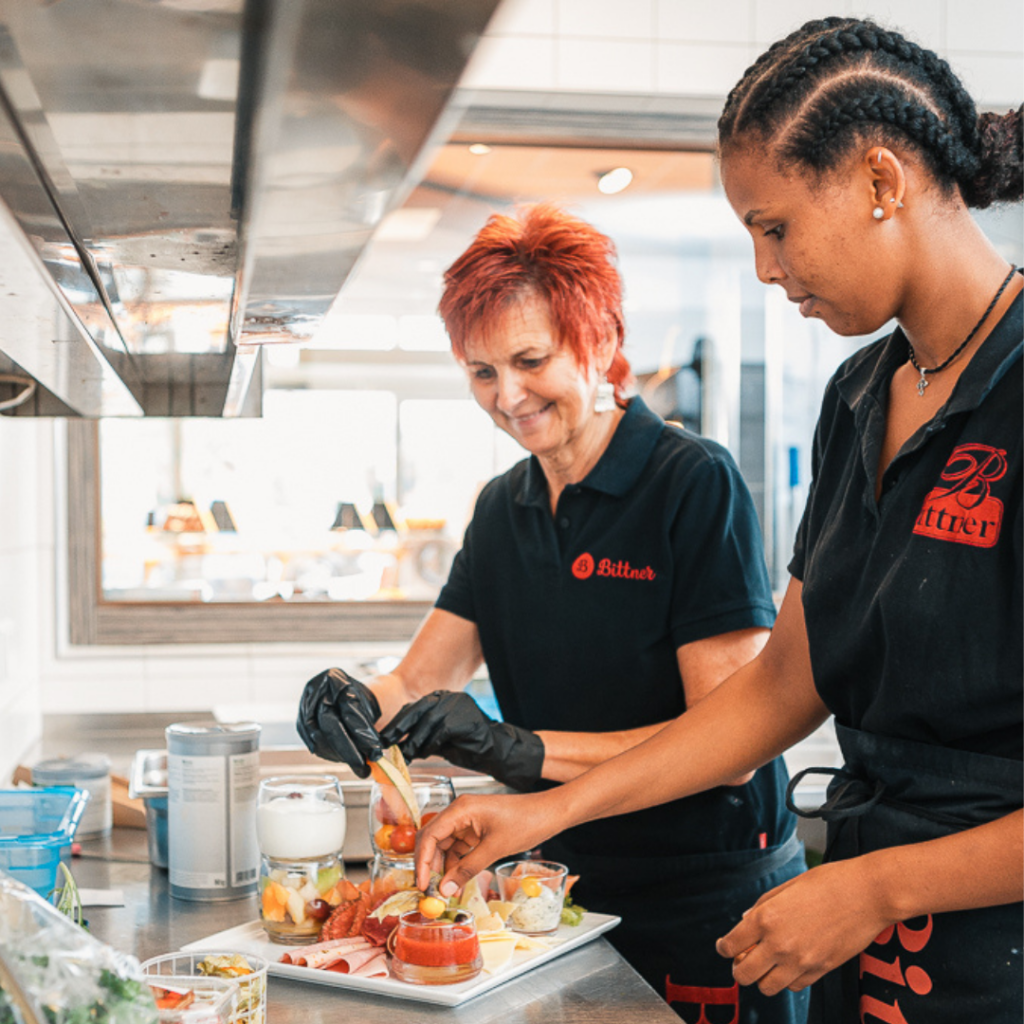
[{"x1": 907, "y1": 265, "x2": 1017, "y2": 396}]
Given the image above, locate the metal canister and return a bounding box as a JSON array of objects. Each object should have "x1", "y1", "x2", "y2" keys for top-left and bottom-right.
[{"x1": 166, "y1": 721, "x2": 261, "y2": 902}]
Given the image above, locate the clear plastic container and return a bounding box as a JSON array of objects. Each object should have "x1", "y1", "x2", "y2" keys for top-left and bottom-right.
[
  {"x1": 144, "y1": 974, "x2": 238, "y2": 1024},
  {"x1": 141, "y1": 951, "x2": 266, "y2": 1024},
  {"x1": 32, "y1": 754, "x2": 112, "y2": 840},
  {"x1": 0, "y1": 787, "x2": 89, "y2": 896}
]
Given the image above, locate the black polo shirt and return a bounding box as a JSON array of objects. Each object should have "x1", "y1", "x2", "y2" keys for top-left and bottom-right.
[
  {"x1": 437, "y1": 397, "x2": 793, "y2": 868},
  {"x1": 791, "y1": 284, "x2": 1023, "y2": 760}
]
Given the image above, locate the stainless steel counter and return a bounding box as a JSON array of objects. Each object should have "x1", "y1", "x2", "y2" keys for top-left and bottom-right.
[{"x1": 72, "y1": 829, "x2": 684, "y2": 1024}]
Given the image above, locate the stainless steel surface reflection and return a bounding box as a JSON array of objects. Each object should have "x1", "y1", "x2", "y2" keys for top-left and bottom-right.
[{"x1": 0, "y1": 0, "x2": 500, "y2": 417}]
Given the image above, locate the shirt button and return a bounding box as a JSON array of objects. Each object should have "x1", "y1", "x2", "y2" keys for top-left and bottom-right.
[{"x1": 559, "y1": 517, "x2": 570, "y2": 529}]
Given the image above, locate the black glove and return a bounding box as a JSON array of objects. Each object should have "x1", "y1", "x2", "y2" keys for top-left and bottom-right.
[
  {"x1": 296, "y1": 667, "x2": 383, "y2": 777},
  {"x1": 379, "y1": 691, "x2": 545, "y2": 792}
]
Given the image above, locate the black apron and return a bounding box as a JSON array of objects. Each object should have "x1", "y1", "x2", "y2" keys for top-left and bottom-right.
[
  {"x1": 551, "y1": 832, "x2": 810, "y2": 1024},
  {"x1": 788, "y1": 723, "x2": 1023, "y2": 1024}
]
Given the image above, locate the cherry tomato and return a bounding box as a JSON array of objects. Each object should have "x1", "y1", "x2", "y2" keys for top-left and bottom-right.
[
  {"x1": 390, "y1": 824, "x2": 417, "y2": 854},
  {"x1": 374, "y1": 824, "x2": 395, "y2": 851},
  {"x1": 421, "y1": 812, "x2": 438, "y2": 826}
]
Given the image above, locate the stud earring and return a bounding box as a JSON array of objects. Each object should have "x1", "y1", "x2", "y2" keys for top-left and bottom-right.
[
  {"x1": 594, "y1": 378, "x2": 616, "y2": 413},
  {"x1": 872, "y1": 207, "x2": 885, "y2": 220}
]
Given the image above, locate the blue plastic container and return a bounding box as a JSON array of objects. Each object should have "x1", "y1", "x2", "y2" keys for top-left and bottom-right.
[{"x1": 0, "y1": 787, "x2": 89, "y2": 895}]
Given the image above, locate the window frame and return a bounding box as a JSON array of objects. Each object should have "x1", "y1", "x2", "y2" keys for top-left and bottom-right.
[{"x1": 67, "y1": 420, "x2": 433, "y2": 644}]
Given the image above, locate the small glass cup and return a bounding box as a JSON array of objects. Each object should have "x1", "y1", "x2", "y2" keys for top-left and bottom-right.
[
  {"x1": 389, "y1": 909, "x2": 482, "y2": 985},
  {"x1": 494, "y1": 860, "x2": 568, "y2": 936},
  {"x1": 141, "y1": 951, "x2": 268, "y2": 1024},
  {"x1": 368, "y1": 852, "x2": 417, "y2": 902},
  {"x1": 368, "y1": 773, "x2": 454, "y2": 863},
  {"x1": 256, "y1": 775, "x2": 346, "y2": 943}
]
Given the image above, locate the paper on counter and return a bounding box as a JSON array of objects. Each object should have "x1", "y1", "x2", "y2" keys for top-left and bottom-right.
[{"x1": 78, "y1": 889, "x2": 125, "y2": 907}]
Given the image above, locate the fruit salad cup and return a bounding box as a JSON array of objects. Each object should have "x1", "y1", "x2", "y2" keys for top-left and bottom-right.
[
  {"x1": 368, "y1": 773, "x2": 454, "y2": 866},
  {"x1": 256, "y1": 775, "x2": 347, "y2": 943}
]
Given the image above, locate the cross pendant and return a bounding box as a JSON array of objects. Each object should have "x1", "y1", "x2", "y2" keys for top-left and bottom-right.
[{"x1": 916, "y1": 369, "x2": 928, "y2": 396}]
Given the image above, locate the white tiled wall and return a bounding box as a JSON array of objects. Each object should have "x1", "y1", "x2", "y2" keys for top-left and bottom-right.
[
  {"x1": 1, "y1": 0, "x2": 1021, "y2": 777},
  {"x1": 0, "y1": 420, "x2": 46, "y2": 781},
  {"x1": 467, "y1": 0, "x2": 1022, "y2": 106}
]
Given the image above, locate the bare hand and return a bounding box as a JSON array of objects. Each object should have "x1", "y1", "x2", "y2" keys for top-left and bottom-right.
[
  {"x1": 414, "y1": 791, "x2": 563, "y2": 895},
  {"x1": 716, "y1": 858, "x2": 895, "y2": 995}
]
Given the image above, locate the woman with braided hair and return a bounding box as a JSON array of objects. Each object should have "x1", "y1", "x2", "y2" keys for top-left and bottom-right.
[{"x1": 416, "y1": 16, "x2": 1023, "y2": 1022}]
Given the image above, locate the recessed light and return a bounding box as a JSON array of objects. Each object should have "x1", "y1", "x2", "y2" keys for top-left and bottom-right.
[
  {"x1": 468, "y1": 143, "x2": 491, "y2": 155},
  {"x1": 597, "y1": 167, "x2": 633, "y2": 195}
]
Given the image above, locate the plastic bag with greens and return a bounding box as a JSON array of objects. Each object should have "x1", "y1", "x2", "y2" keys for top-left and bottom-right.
[{"x1": 0, "y1": 868, "x2": 157, "y2": 1024}]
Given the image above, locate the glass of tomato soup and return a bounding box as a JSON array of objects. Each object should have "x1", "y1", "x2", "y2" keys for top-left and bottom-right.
[{"x1": 389, "y1": 909, "x2": 483, "y2": 985}]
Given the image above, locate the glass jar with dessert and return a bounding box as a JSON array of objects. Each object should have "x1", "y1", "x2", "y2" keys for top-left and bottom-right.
[{"x1": 255, "y1": 775, "x2": 347, "y2": 943}]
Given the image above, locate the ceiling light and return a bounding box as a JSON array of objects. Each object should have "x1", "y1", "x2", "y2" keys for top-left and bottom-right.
[
  {"x1": 469, "y1": 143, "x2": 491, "y2": 155},
  {"x1": 597, "y1": 167, "x2": 633, "y2": 195}
]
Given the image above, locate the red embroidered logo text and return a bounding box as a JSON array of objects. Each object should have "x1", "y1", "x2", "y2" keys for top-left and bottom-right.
[
  {"x1": 571, "y1": 553, "x2": 594, "y2": 579},
  {"x1": 571, "y1": 553, "x2": 656, "y2": 581},
  {"x1": 912, "y1": 443, "x2": 1006, "y2": 548}
]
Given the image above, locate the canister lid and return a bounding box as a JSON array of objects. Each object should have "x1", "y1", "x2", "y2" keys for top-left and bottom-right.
[
  {"x1": 166, "y1": 721, "x2": 261, "y2": 754},
  {"x1": 32, "y1": 752, "x2": 111, "y2": 783},
  {"x1": 166, "y1": 721, "x2": 261, "y2": 738}
]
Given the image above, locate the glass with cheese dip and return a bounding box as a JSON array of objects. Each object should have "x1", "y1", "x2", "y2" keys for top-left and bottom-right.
[{"x1": 494, "y1": 860, "x2": 568, "y2": 935}]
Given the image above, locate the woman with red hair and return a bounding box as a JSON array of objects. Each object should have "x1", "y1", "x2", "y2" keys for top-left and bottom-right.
[{"x1": 298, "y1": 203, "x2": 807, "y2": 1023}]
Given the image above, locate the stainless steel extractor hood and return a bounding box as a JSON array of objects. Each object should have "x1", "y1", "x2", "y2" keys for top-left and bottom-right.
[{"x1": 0, "y1": 0, "x2": 500, "y2": 417}]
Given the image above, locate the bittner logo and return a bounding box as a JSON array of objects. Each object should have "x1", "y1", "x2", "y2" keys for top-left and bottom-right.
[
  {"x1": 913, "y1": 443, "x2": 1007, "y2": 548},
  {"x1": 571, "y1": 552, "x2": 656, "y2": 581}
]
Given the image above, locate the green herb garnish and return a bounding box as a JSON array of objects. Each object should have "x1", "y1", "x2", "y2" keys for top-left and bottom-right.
[{"x1": 560, "y1": 896, "x2": 587, "y2": 927}]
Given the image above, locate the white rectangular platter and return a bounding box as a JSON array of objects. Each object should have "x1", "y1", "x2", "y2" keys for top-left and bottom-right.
[{"x1": 183, "y1": 913, "x2": 620, "y2": 1007}]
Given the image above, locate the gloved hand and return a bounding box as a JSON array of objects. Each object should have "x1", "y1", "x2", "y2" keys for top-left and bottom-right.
[
  {"x1": 296, "y1": 667, "x2": 383, "y2": 777},
  {"x1": 379, "y1": 691, "x2": 545, "y2": 792}
]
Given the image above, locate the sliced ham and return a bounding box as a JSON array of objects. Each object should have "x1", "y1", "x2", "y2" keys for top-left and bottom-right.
[
  {"x1": 350, "y1": 952, "x2": 388, "y2": 978},
  {"x1": 320, "y1": 945, "x2": 386, "y2": 974},
  {"x1": 279, "y1": 935, "x2": 372, "y2": 966}
]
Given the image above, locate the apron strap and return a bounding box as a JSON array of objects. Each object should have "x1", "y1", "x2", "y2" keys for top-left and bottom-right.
[{"x1": 785, "y1": 766, "x2": 887, "y2": 821}]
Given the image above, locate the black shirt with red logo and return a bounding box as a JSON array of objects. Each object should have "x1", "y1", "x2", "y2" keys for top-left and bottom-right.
[
  {"x1": 436, "y1": 396, "x2": 794, "y2": 869},
  {"x1": 790, "y1": 288, "x2": 1023, "y2": 760}
]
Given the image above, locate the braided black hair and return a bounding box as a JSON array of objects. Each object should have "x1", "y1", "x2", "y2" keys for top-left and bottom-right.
[{"x1": 718, "y1": 17, "x2": 1023, "y2": 209}]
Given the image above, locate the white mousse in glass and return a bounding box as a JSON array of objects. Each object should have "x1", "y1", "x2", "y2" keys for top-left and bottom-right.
[{"x1": 257, "y1": 793, "x2": 347, "y2": 860}]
